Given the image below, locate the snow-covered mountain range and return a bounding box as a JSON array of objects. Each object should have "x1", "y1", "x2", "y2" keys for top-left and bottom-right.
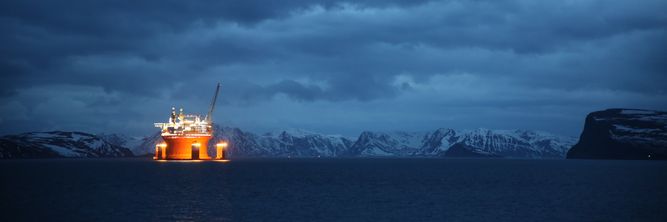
[
  {"x1": 0, "y1": 126, "x2": 577, "y2": 159},
  {"x1": 131, "y1": 126, "x2": 576, "y2": 159},
  {"x1": 345, "y1": 128, "x2": 575, "y2": 158},
  {"x1": 0, "y1": 131, "x2": 133, "y2": 158},
  {"x1": 5, "y1": 109, "x2": 665, "y2": 160}
]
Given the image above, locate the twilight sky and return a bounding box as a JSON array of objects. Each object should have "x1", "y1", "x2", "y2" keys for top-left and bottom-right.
[{"x1": 1, "y1": 0, "x2": 666, "y2": 137}]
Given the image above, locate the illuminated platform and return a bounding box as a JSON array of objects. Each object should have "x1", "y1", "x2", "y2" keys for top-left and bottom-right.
[
  {"x1": 153, "y1": 83, "x2": 228, "y2": 161},
  {"x1": 154, "y1": 141, "x2": 228, "y2": 160}
]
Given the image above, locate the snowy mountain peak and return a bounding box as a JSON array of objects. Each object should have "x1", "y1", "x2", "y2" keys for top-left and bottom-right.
[
  {"x1": 264, "y1": 128, "x2": 319, "y2": 138},
  {"x1": 418, "y1": 128, "x2": 576, "y2": 158},
  {"x1": 348, "y1": 131, "x2": 425, "y2": 157}
]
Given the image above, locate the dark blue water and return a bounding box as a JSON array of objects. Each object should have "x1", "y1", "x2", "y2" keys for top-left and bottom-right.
[{"x1": 1, "y1": 158, "x2": 666, "y2": 222}]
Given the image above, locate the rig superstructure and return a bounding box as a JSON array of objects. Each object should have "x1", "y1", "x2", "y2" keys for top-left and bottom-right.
[{"x1": 153, "y1": 83, "x2": 227, "y2": 160}]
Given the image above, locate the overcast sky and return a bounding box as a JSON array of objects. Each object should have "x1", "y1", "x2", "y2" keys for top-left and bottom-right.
[{"x1": 1, "y1": 0, "x2": 666, "y2": 137}]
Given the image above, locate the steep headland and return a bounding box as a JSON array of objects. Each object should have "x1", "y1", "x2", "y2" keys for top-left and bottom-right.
[{"x1": 567, "y1": 109, "x2": 667, "y2": 160}]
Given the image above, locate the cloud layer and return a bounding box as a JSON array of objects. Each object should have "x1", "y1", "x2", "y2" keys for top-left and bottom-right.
[{"x1": 1, "y1": 0, "x2": 666, "y2": 136}]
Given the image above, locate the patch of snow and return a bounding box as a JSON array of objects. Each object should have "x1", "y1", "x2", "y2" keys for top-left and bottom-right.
[
  {"x1": 613, "y1": 124, "x2": 660, "y2": 133},
  {"x1": 70, "y1": 133, "x2": 93, "y2": 141},
  {"x1": 42, "y1": 144, "x2": 78, "y2": 157},
  {"x1": 637, "y1": 116, "x2": 667, "y2": 124},
  {"x1": 266, "y1": 128, "x2": 318, "y2": 138},
  {"x1": 361, "y1": 147, "x2": 394, "y2": 156},
  {"x1": 621, "y1": 110, "x2": 657, "y2": 115},
  {"x1": 29, "y1": 132, "x2": 58, "y2": 138},
  {"x1": 84, "y1": 139, "x2": 104, "y2": 148},
  {"x1": 124, "y1": 137, "x2": 145, "y2": 149},
  {"x1": 386, "y1": 131, "x2": 425, "y2": 148}
]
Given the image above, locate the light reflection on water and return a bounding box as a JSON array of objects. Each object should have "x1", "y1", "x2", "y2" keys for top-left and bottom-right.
[{"x1": 1, "y1": 158, "x2": 667, "y2": 221}]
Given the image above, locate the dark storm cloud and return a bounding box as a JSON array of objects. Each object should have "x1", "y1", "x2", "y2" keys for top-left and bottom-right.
[
  {"x1": 1, "y1": 0, "x2": 666, "y2": 136},
  {"x1": 0, "y1": 0, "x2": 432, "y2": 98}
]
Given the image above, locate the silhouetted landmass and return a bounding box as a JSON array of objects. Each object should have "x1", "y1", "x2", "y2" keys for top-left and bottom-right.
[{"x1": 567, "y1": 109, "x2": 667, "y2": 160}]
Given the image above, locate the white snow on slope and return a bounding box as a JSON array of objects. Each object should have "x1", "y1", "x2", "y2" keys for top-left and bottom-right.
[
  {"x1": 621, "y1": 110, "x2": 657, "y2": 115},
  {"x1": 42, "y1": 144, "x2": 79, "y2": 157},
  {"x1": 130, "y1": 125, "x2": 576, "y2": 158}
]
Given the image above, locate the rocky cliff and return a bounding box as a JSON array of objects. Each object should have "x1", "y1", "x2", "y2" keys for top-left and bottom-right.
[{"x1": 567, "y1": 109, "x2": 667, "y2": 160}]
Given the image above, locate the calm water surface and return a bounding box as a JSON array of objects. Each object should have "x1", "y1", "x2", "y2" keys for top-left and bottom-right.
[{"x1": 1, "y1": 158, "x2": 666, "y2": 222}]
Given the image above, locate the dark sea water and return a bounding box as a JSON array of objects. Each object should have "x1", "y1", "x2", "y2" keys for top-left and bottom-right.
[{"x1": 1, "y1": 158, "x2": 666, "y2": 222}]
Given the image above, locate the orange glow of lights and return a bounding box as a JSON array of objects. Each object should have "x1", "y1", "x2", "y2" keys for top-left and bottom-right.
[
  {"x1": 216, "y1": 142, "x2": 228, "y2": 160},
  {"x1": 155, "y1": 143, "x2": 168, "y2": 160},
  {"x1": 156, "y1": 159, "x2": 228, "y2": 163}
]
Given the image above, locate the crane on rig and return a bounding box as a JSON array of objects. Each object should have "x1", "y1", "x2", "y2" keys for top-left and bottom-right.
[{"x1": 205, "y1": 82, "x2": 221, "y2": 123}]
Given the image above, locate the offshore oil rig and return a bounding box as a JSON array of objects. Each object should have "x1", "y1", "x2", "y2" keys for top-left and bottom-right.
[{"x1": 153, "y1": 83, "x2": 227, "y2": 160}]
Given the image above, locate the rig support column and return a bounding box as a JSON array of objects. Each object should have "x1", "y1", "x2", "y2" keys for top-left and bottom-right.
[
  {"x1": 155, "y1": 145, "x2": 161, "y2": 160},
  {"x1": 192, "y1": 143, "x2": 200, "y2": 160},
  {"x1": 216, "y1": 142, "x2": 227, "y2": 160}
]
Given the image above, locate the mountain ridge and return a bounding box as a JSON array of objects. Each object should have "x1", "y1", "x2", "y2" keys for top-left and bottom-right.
[
  {"x1": 0, "y1": 131, "x2": 133, "y2": 158},
  {"x1": 0, "y1": 126, "x2": 576, "y2": 159}
]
